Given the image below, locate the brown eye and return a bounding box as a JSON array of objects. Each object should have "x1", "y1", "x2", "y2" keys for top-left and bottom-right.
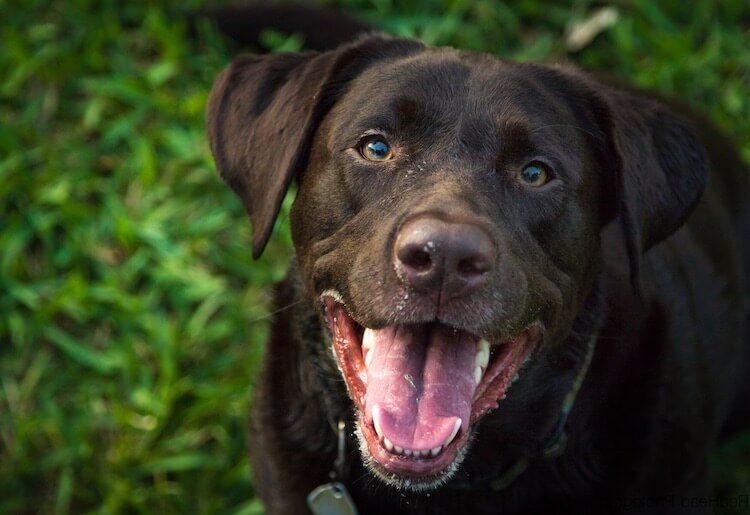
[
  {"x1": 519, "y1": 162, "x2": 550, "y2": 187},
  {"x1": 360, "y1": 137, "x2": 393, "y2": 161}
]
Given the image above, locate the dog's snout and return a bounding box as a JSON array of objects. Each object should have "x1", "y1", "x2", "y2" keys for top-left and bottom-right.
[{"x1": 394, "y1": 216, "x2": 494, "y2": 297}]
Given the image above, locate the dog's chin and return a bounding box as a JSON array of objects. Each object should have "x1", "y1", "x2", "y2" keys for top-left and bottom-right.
[
  {"x1": 353, "y1": 416, "x2": 473, "y2": 491},
  {"x1": 322, "y1": 292, "x2": 540, "y2": 491}
]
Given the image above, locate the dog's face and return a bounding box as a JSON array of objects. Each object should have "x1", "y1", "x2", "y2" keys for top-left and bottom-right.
[
  {"x1": 291, "y1": 50, "x2": 604, "y2": 484},
  {"x1": 207, "y1": 36, "x2": 707, "y2": 490}
]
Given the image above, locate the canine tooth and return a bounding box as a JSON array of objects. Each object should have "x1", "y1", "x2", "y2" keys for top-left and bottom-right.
[
  {"x1": 365, "y1": 349, "x2": 374, "y2": 368},
  {"x1": 444, "y1": 419, "x2": 461, "y2": 447},
  {"x1": 362, "y1": 328, "x2": 375, "y2": 351},
  {"x1": 477, "y1": 339, "x2": 490, "y2": 367},
  {"x1": 394, "y1": 445, "x2": 403, "y2": 454},
  {"x1": 430, "y1": 446, "x2": 442, "y2": 457},
  {"x1": 475, "y1": 348, "x2": 489, "y2": 369},
  {"x1": 383, "y1": 437, "x2": 394, "y2": 452},
  {"x1": 373, "y1": 410, "x2": 383, "y2": 438},
  {"x1": 474, "y1": 366, "x2": 482, "y2": 384}
]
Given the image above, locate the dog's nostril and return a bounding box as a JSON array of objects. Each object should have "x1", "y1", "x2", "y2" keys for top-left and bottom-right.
[
  {"x1": 400, "y1": 247, "x2": 433, "y2": 272},
  {"x1": 457, "y1": 256, "x2": 488, "y2": 277}
]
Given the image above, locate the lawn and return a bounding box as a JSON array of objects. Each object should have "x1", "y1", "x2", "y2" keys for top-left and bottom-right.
[{"x1": 1, "y1": 0, "x2": 748, "y2": 513}]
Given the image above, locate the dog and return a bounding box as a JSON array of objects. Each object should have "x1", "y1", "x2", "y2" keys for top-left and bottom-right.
[{"x1": 204, "y1": 6, "x2": 750, "y2": 514}]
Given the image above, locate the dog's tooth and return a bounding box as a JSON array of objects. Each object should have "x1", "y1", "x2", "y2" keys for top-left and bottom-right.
[
  {"x1": 430, "y1": 446, "x2": 442, "y2": 457},
  {"x1": 476, "y1": 339, "x2": 490, "y2": 368},
  {"x1": 475, "y1": 348, "x2": 489, "y2": 369},
  {"x1": 373, "y1": 409, "x2": 383, "y2": 438},
  {"x1": 474, "y1": 366, "x2": 482, "y2": 384},
  {"x1": 362, "y1": 328, "x2": 375, "y2": 351},
  {"x1": 365, "y1": 349, "x2": 374, "y2": 368},
  {"x1": 394, "y1": 445, "x2": 403, "y2": 454},
  {"x1": 444, "y1": 418, "x2": 461, "y2": 447},
  {"x1": 383, "y1": 437, "x2": 394, "y2": 452}
]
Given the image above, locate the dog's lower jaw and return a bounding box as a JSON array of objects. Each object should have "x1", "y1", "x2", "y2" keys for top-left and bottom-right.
[{"x1": 354, "y1": 419, "x2": 474, "y2": 492}]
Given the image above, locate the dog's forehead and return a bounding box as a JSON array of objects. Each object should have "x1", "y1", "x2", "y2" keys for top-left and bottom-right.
[{"x1": 332, "y1": 48, "x2": 576, "y2": 141}]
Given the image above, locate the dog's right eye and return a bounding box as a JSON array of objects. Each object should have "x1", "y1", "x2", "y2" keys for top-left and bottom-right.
[
  {"x1": 518, "y1": 162, "x2": 551, "y2": 187},
  {"x1": 360, "y1": 137, "x2": 393, "y2": 162}
]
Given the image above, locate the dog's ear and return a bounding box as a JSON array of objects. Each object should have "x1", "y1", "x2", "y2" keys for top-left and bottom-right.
[
  {"x1": 528, "y1": 65, "x2": 709, "y2": 292},
  {"x1": 593, "y1": 88, "x2": 709, "y2": 292},
  {"x1": 207, "y1": 35, "x2": 424, "y2": 258}
]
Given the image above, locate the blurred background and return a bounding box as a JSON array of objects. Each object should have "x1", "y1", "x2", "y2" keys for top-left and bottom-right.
[{"x1": 1, "y1": 0, "x2": 749, "y2": 513}]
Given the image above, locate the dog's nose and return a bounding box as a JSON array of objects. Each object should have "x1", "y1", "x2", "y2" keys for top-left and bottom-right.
[{"x1": 394, "y1": 216, "x2": 494, "y2": 297}]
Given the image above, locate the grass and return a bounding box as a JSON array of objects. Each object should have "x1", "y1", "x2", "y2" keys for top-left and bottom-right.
[{"x1": 1, "y1": 0, "x2": 748, "y2": 513}]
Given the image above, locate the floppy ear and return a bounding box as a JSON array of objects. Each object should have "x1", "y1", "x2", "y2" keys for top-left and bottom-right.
[
  {"x1": 594, "y1": 88, "x2": 709, "y2": 292},
  {"x1": 527, "y1": 64, "x2": 710, "y2": 292},
  {"x1": 207, "y1": 35, "x2": 424, "y2": 258}
]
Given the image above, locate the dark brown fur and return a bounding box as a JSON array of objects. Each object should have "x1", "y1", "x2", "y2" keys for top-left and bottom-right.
[{"x1": 205, "y1": 18, "x2": 750, "y2": 515}]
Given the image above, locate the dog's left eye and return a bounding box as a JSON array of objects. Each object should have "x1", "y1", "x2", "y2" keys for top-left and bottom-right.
[
  {"x1": 360, "y1": 137, "x2": 393, "y2": 162},
  {"x1": 519, "y1": 162, "x2": 551, "y2": 187}
]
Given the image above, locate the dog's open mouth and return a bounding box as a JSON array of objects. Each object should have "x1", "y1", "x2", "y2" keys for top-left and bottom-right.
[{"x1": 323, "y1": 295, "x2": 538, "y2": 484}]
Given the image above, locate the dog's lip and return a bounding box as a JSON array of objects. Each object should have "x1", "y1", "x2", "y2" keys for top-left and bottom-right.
[{"x1": 321, "y1": 292, "x2": 540, "y2": 480}]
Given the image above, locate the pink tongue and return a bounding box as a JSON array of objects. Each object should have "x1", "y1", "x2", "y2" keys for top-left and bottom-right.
[{"x1": 364, "y1": 325, "x2": 478, "y2": 450}]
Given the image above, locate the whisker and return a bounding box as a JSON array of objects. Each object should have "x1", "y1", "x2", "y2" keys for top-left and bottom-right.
[
  {"x1": 248, "y1": 299, "x2": 304, "y2": 324},
  {"x1": 568, "y1": 329, "x2": 620, "y2": 341},
  {"x1": 530, "y1": 123, "x2": 600, "y2": 140}
]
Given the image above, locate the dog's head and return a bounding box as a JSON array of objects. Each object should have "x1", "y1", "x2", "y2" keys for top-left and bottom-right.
[{"x1": 207, "y1": 35, "x2": 708, "y2": 489}]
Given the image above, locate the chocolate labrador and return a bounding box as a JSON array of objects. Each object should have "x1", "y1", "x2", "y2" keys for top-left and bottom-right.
[{"x1": 204, "y1": 8, "x2": 750, "y2": 514}]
